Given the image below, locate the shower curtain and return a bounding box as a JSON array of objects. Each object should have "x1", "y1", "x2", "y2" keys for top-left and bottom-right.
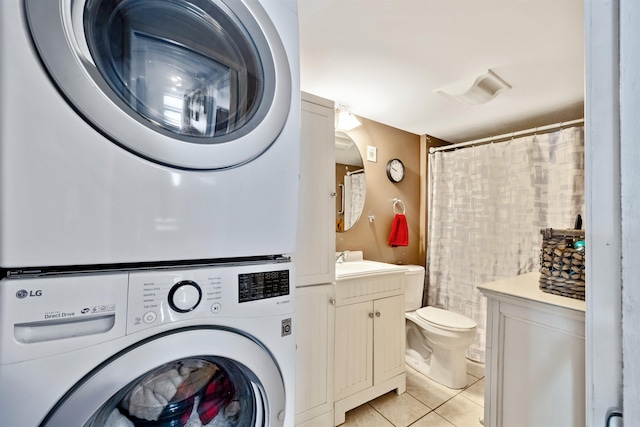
[
  {"x1": 344, "y1": 172, "x2": 366, "y2": 229},
  {"x1": 426, "y1": 126, "x2": 585, "y2": 362}
]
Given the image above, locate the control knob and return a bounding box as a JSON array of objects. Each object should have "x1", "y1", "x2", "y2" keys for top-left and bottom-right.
[{"x1": 168, "y1": 280, "x2": 202, "y2": 313}]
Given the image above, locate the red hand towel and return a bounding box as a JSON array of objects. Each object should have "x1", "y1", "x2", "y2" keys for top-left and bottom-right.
[{"x1": 388, "y1": 214, "x2": 409, "y2": 246}]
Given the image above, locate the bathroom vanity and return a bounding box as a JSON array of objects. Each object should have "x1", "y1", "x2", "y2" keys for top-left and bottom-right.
[
  {"x1": 333, "y1": 259, "x2": 407, "y2": 426},
  {"x1": 478, "y1": 272, "x2": 586, "y2": 427}
]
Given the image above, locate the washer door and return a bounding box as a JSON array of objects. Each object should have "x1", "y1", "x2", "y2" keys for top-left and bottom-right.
[
  {"x1": 25, "y1": 0, "x2": 291, "y2": 170},
  {"x1": 41, "y1": 329, "x2": 286, "y2": 426}
]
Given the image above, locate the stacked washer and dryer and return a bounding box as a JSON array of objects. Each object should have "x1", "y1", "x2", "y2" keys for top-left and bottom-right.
[{"x1": 0, "y1": 0, "x2": 300, "y2": 426}]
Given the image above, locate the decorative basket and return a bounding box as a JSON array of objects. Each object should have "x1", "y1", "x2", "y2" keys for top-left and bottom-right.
[{"x1": 539, "y1": 228, "x2": 586, "y2": 300}]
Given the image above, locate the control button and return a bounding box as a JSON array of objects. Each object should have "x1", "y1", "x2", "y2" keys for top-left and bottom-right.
[
  {"x1": 211, "y1": 303, "x2": 222, "y2": 313},
  {"x1": 143, "y1": 311, "x2": 157, "y2": 324},
  {"x1": 282, "y1": 318, "x2": 292, "y2": 337},
  {"x1": 168, "y1": 280, "x2": 202, "y2": 313}
]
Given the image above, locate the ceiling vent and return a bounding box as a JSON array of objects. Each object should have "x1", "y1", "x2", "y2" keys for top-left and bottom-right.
[{"x1": 435, "y1": 69, "x2": 512, "y2": 105}]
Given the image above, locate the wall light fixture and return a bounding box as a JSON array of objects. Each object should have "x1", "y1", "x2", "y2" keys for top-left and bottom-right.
[{"x1": 335, "y1": 105, "x2": 362, "y2": 131}]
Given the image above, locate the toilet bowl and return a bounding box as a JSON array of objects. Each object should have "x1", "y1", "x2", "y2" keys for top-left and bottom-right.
[{"x1": 404, "y1": 265, "x2": 477, "y2": 389}]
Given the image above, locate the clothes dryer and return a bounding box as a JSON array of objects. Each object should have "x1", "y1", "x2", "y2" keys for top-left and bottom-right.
[
  {"x1": 0, "y1": 0, "x2": 299, "y2": 269},
  {"x1": 0, "y1": 261, "x2": 295, "y2": 426}
]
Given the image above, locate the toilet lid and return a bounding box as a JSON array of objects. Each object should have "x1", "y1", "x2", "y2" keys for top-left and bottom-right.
[{"x1": 416, "y1": 306, "x2": 477, "y2": 330}]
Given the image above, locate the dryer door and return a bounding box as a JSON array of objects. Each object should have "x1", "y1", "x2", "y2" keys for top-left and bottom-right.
[
  {"x1": 25, "y1": 0, "x2": 291, "y2": 170},
  {"x1": 41, "y1": 328, "x2": 286, "y2": 426}
]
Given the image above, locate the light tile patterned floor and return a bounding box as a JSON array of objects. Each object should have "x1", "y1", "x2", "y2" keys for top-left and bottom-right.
[{"x1": 340, "y1": 360, "x2": 485, "y2": 427}]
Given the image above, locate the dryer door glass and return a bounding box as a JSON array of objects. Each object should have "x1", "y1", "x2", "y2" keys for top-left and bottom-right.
[
  {"x1": 84, "y1": 0, "x2": 262, "y2": 139},
  {"x1": 25, "y1": 0, "x2": 292, "y2": 169}
]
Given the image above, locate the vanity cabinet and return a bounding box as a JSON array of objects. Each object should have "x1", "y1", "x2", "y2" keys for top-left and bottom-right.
[
  {"x1": 333, "y1": 272, "x2": 406, "y2": 426},
  {"x1": 295, "y1": 93, "x2": 336, "y2": 426},
  {"x1": 478, "y1": 272, "x2": 586, "y2": 427}
]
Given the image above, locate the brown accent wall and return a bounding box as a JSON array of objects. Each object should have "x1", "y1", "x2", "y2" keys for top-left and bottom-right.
[{"x1": 335, "y1": 116, "x2": 423, "y2": 265}]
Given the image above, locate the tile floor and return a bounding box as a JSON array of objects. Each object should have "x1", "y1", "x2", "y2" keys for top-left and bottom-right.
[{"x1": 341, "y1": 360, "x2": 485, "y2": 427}]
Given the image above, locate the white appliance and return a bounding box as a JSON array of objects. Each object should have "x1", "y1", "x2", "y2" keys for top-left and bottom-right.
[
  {"x1": 0, "y1": 261, "x2": 295, "y2": 426},
  {"x1": 0, "y1": 0, "x2": 300, "y2": 269}
]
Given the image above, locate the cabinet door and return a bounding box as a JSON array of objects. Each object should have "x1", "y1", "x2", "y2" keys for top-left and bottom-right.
[
  {"x1": 295, "y1": 94, "x2": 335, "y2": 287},
  {"x1": 499, "y1": 303, "x2": 585, "y2": 427},
  {"x1": 295, "y1": 284, "x2": 335, "y2": 424},
  {"x1": 373, "y1": 295, "x2": 406, "y2": 385},
  {"x1": 334, "y1": 301, "x2": 373, "y2": 400}
]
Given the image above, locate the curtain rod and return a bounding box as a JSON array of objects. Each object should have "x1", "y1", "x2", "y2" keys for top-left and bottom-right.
[{"x1": 429, "y1": 118, "x2": 584, "y2": 153}]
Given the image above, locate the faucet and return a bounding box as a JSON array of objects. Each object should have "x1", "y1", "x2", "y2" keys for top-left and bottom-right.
[
  {"x1": 336, "y1": 250, "x2": 350, "y2": 263},
  {"x1": 336, "y1": 251, "x2": 349, "y2": 263}
]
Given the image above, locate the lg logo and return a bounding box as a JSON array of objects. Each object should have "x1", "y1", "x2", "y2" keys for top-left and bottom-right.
[{"x1": 16, "y1": 289, "x2": 43, "y2": 299}]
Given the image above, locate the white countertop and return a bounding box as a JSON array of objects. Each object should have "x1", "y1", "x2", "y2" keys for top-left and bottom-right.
[
  {"x1": 477, "y1": 272, "x2": 586, "y2": 313},
  {"x1": 335, "y1": 260, "x2": 407, "y2": 280}
]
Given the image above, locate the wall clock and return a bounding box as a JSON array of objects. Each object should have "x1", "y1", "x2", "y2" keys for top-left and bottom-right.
[{"x1": 386, "y1": 158, "x2": 405, "y2": 183}]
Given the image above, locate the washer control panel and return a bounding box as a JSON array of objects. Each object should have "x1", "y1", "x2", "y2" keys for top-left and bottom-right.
[
  {"x1": 238, "y1": 270, "x2": 289, "y2": 303},
  {"x1": 127, "y1": 262, "x2": 292, "y2": 334}
]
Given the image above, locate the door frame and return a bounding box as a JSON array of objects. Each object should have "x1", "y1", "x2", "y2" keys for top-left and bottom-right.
[
  {"x1": 585, "y1": 0, "x2": 640, "y2": 424},
  {"x1": 619, "y1": 0, "x2": 640, "y2": 423}
]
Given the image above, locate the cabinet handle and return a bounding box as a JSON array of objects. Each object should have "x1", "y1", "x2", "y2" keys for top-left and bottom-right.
[
  {"x1": 368, "y1": 312, "x2": 374, "y2": 318},
  {"x1": 375, "y1": 311, "x2": 381, "y2": 317},
  {"x1": 329, "y1": 299, "x2": 336, "y2": 305}
]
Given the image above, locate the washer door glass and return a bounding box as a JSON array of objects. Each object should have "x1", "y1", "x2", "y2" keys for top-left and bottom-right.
[
  {"x1": 41, "y1": 329, "x2": 286, "y2": 426},
  {"x1": 25, "y1": 0, "x2": 292, "y2": 169},
  {"x1": 88, "y1": 357, "x2": 257, "y2": 426}
]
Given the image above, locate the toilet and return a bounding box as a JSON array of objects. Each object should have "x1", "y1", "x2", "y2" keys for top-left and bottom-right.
[{"x1": 404, "y1": 265, "x2": 477, "y2": 389}]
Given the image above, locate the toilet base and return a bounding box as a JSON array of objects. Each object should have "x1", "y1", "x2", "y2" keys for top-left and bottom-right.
[
  {"x1": 406, "y1": 349, "x2": 431, "y2": 376},
  {"x1": 406, "y1": 346, "x2": 469, "y2": 389},
  {"x1": 405, "y1": 310, "x2": 476, "y2": 390},
  {"x1": 429, "y1": 345, "x2": 469, "y2": 389}
]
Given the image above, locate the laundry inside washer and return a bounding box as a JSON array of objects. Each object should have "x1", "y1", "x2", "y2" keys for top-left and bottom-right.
[{"x1": 92, "y1": 357, "x2": 252, "y2": 427}]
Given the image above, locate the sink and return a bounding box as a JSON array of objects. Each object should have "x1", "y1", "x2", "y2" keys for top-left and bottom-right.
[{"x1": 335, "y1": 260, "x2": 407, "y2": 279}]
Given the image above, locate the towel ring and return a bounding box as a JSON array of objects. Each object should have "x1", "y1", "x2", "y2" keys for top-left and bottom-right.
[{"x1": 393, "y1": 198, "x2": 406, "y2": 214}]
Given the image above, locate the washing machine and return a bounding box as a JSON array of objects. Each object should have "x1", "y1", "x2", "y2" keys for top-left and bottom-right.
[
  {"x1": 0, "y1": 260, "x2": 295, "y2": 426},
  {"x1": 0, "y1": 0, "x2": 300, "y2": 269}
]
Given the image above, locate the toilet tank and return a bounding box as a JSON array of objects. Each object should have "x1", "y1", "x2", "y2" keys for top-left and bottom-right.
[{"x1": 404, "y1": 265, "x2": 425, "y2": 312}]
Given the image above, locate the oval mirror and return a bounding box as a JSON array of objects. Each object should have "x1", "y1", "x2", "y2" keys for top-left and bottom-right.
[{"x1": 335, "y1": 131, "x2": 365, "y2": 232}]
